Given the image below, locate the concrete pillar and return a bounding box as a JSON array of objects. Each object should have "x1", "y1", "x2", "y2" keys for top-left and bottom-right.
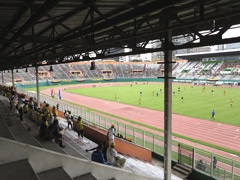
[
  {"x1": 1, "y1": 71, "x2": 4, "y2": 85},
  {"x1": 11, "y1": 69, "x2": 14, "y2": 87},
  {"x1": 163, "y1": 22, "x2": 173, "y2": 180},
  {"x1": 36, "y1": 66, "x2": 40, "y2": 108}
]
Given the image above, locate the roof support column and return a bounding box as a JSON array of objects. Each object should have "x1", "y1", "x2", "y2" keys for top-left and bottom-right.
[
  {"x1": 164, "y1": 21, "x2": 173, "y2": 180},
  {"x1": 1, "y1": 71, "x2": 4, "y2": 85},
  {"x1": 36, "y1": 66, "x2": 40, "y2": 108},
  {"x1": 11, "y1": 69, "x2": 15, "y2": 87}
]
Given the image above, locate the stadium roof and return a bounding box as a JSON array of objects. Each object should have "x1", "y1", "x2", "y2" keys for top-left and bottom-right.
[
  {"x1": 0, "y1": 0, "x2": 240, "y2": 70},
  {"x1": 176, "y1": 48, "x2": 240, "y2": 61}
]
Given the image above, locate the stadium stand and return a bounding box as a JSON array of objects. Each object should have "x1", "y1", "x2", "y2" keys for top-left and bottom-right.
[{"x1": 2, "y1": 61, "x2": 240, "y2": 85}]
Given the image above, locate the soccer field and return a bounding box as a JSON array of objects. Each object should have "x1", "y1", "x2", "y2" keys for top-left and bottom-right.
[{"x1": 65, "y1": 83, "x2": 240, "y2": 126}]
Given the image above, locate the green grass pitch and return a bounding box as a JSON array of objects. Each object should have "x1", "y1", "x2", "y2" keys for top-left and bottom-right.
[{"x1": 65, "y1": 83, "x2": 240, "y2": 126}]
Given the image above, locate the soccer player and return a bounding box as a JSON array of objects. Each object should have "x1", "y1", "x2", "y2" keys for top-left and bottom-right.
[
  {"x1": 160, "y1": 89, "x2": 162, "y2": 93},
  {"x1": 178, "y1": 87, "x2": 180, "y2": 94},
  {"x1": 152, "y1": 91, "x2": 154, "y2": 96},
  {"x1": 224, "y1": 90, "x2": 226, "y2": 96},
  {"x1": 211, "y1": 110, "x2": 215, "y2": 119},
  {"x1": 173, "y1": 92, "x2": 175, "y2": 96},
  {"x1": 230, "y1": 99, "x2": 233, "y2": 107},
  {"x1": 139, "y1": 98, "x2": 141, "y2": 105},
  {"x1": 140, "y1": 91, "x2": 142, "y2": 96},
  {"x1": 181, "y1": 97, "x2": 183, "y2": 103},
  {"x1": 115, "y1": 94, "x2": 117, "y2": 100},
  {"x1": 156, "y1": 91, "x2": 159, "y2": 96},
  {"x1": 211, "y1": 90, "x2": 214, "y2": 95}
]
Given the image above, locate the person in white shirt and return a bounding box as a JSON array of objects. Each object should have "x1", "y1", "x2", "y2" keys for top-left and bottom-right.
[
  {"x1": 106, "y1": 142, "x2": 126, "y2": 168},
  {"x1": 107, "y1": 124, "x2": 115, "y2": 143},
  {"x1": 10, "y1": 91, "x2": 18, "y2": 115},
  {"x1": 17, "y1": 94, "x2": 25, "y2": 121}
]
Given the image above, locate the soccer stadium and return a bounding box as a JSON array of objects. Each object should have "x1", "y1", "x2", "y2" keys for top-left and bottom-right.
[{"x1": 0, "y1": 1, "x2": 240, "y2": 180}]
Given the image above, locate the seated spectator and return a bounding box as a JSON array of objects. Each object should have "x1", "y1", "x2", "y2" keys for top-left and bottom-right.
[
  {"x1": 39, "y1": 116, "x2": 48, "y2": 138},
  {"x1": 23, "y1": 100, "x2": 29, "y2": 114},
  {"x1": 196, "y1": 159, "x2": 206, "y2": 172},
  {"x1": 45, "y1": 119, "x2": 65, "y2": 148},
  {"x1": 91, "y1": 144, "x2": 107, "y2": 164},
  {"x1": 106, "y1": 142, "x2": 126, "y2": 168},
  {"x1": 86, "y1": 141, "x2": 107, "y2": 160}
]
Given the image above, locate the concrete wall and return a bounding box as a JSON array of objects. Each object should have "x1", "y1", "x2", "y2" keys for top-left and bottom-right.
[{"x1": 0, "y1": 137, "x2": 159, "y2": 180}]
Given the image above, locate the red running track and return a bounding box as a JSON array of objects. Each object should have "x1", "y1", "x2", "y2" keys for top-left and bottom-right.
[{"x1": 41, "y1": 83, "x2": 240, "y2": 161}]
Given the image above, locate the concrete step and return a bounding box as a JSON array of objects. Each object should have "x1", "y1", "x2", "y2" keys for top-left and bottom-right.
[
  {"x1": 34, "y1": 135, "x2": 66, "y2": 154},
  {"x1": 5, "y1": 116, "x2": 42, "y2": 147},
  {"x1": 73, "y1": 173, "x2": 97, "y2": 180},
  {"x1": 172, "y1": 163, "x2": 192, "y2": 180},
  {"x1": 173, "y1": 166, "x2": 189, "y2": 176},
  {"x1": 0, "y1": 116, "x2": 15, "y2": 140},
  {"x1": 37, "y1": 167, "x2": 72, "y2": 180},
  {"x1": 175, "y1": 163, "x2": 192, "y2": 173},
  {"x1": 0, "y1": 159, "x2": 39, "y2": 180}
]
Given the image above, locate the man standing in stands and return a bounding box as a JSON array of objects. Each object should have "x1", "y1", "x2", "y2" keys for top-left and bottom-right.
[
  {"x1": 17, "y1": 94, "x2": 26, "y2": 121},
  {"x1": 107, "y1": 143, "x2": 126, "y2": 168},
  {"x1": 107, "y1": 125, "x2": 115, "y2": 144},
  {"x1": 76, "y1": 116, "x2": 84, "y2": 138}
]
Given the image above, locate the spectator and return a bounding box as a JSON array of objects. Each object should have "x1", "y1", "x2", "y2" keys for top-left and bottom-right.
[
  {"x1": 17, "y1": 94, "x2": 26, "y2": 121},
  {"x1": 106, "y1": 142, "x2": 126, "y2": 168},
  {"x1": 107, "y1": 124, "x2": 115, "y2": 144},
  {"x1": 86, "y1": 141, "x2": 107, "y2": 160},
  {"x1": 39, "y1": 116, "x2": 48, "y2": 138},
  {"x1": 52, "y1": 105, "x2": 58, "y2": 118},
  {"x1": 213, "y1": 156, "x2": 217, "y2": 170},
  {"x1": 45, "y1": 119, "x2": 65, "y2": 148},
  {"x1": 28, "y1": 97, "x2": 34, "y2": 109},
  {"x1": 10, "y1": 91, "x2": 18, "y2": 115},
  {"x1": 66, "y1": 111, "x2": 72, "y2": 129},
  {"x1": 91, "y1": 144, "x2": 108, "y2": 164},
  {"x1": 76, "y1": 116, "x2": 84, "y2": 138},
  {"x1": 196, "y1": 159, "x2": 206, "y2": 172}
]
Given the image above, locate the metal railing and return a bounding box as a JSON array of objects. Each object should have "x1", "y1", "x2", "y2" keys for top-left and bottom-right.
[{"x1": 17, "y1": 87, "x2": 240, "y2": 180}]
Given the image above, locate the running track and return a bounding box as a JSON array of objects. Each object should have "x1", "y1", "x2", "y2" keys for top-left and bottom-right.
[{"x1": 41, "y1": 82, "x2": 240, "y2": 161}]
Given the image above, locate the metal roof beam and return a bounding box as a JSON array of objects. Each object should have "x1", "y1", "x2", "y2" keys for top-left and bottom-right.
[{"x1": 0, "y1": 0, "x2": 61, "y2": 53}]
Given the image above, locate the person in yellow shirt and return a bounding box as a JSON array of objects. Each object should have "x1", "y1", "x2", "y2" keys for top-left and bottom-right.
[
  {"x1": 52, "y1": 105, "x2": 58, "y2": 117},
  {"x1": 77, "y1": 116, "x2": 84, "y2": 138},
  {"x1": 230, "y1": 99, "x2": 233, "y2": 107}
]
